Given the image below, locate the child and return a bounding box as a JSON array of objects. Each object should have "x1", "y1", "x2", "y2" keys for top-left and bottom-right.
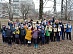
[
  {"x1": 45, "y1": 27, "x2": 50, "y2": 44},
  {"x1": 11, "y1": 25, "x2": 15, "y2": 42},
  {"x1": 63, "y1": 23, "x2": 67, "y2": 39},
  {"x1": 66, "y1": 22, "x2": 72, "y2": 40},
  {"x1": 25, "y1": 27, "x2": 32, "y2": 47},
  {"x1": 20, "y1": 27, "x2": 26, "y2": 44},
  {"x1": 14, "y1": 27, "x2": 20, "y2": 44},
  {"x1": 41, "y1": 27, "x2": 45, "y2": 45},
  {"x1": 32, "y1": 28, "x2": 39, "y2": 48},
  {"x1": 38, "y1": 28, "x2": 42, "y2": 44},
  {"x1": 1, "y1": 25, "x2": 6, "y2": 43},
  {"x1": 6, "y1": 26, "x2": 12, "y2": 45},
  {"x1": 52, "y1": 23, "x2": 56, "y2": 42},
  {"x1": 8, "y1": 20, "x2": 13, "y2": 29}
]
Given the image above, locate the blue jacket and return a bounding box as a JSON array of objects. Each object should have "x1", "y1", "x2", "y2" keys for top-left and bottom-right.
[
  {"x1": 11, "y1": 27, "x2": 15, "y2": 34},
  {"x1": 41, "y1": 29, "x2": 45, "y2": 37},
  {"x1": 66, "y1": 24, "x2": 72, "y2": 32},
  {"x1": 2, "y1": 30, "x2": 6, "y2": 37},
  {"x1": 8, "y1": 22, "x2": 13, "y2": 29},
  {"x1": 6, "y1": 28, "x2": 12, "y2": 37}
]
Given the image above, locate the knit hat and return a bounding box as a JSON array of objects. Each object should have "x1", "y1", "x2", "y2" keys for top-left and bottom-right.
[{"x1": 28, "y1": 27, "x2": 31, "y2": 30}]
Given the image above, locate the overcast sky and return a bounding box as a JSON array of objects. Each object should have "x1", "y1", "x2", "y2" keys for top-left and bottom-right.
[{"x1": 1, "y1": 0, "x2": 61, "y2": 12}]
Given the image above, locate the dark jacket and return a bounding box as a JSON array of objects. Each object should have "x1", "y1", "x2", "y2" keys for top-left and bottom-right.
[
  {"x1": 59, "y1": 22, "x2": 64, "y2": 32},
  {"x1": 8, "y1": 22, "x2": 13, "y2": 29},
  {"x1": 6, "y1": 28, "x2": 12, "y2": 37},
  {"x1": 20, "y1": 28, "x2": 26, "y2": 36}
]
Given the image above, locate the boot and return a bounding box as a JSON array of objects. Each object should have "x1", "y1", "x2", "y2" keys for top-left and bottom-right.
[
  {"x1": 34, "y1": 44, "x2": 36, "y2": 48},
  {"x1": 36, "y1": 44, "x2": 38, "y2": 48}
]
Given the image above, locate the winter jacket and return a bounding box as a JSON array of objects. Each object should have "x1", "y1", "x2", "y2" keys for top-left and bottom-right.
[
  {"x1": 41, "y1": 29, "x2": 45, "y2": 37},
  {"x1": 11, "y1": 27, "x2": 15, "y2": 34},
  {"x1": 32, "y1": 30, "x2": 39, "y2": 39},
  {"x1": 6, "y1": 29, "x2": 12, "y2": 37},
  {"x1": 45, "y1": 29, "x2": 50, "y2": 36},
  {"x1": 14, "y1": 29, "x2": 20, "y2": 34},
  {"x1": 8, "y1": 22, "x2": 13, "y2": 29},
  {"x1": 66, "y1": 24, "x2": 72, "y2": 32},
  {"x1": 15, "y1": 22, "x2": 20, "y2": 27},
  {"x1": 2, "y1": 30, "x2": 6, "y2": 37},
  {"x1": 38, "y1": 30, "x2": 42, "y2": 37},
  {"x1": 25, "y1": 29, "x2": 32, "y2": 40},
  {"x1": 20, "y1": 28, "x2": 26, "y2": 36},
  {"x1": 59, "y1": 22, "x2": 64, "y2": 32},
  {"x1": 14, "y1": 29, "x2": 20, "y2": 38}
]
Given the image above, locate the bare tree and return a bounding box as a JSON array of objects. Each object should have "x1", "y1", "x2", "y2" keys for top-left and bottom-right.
[
  {"x1": 9, "y1": 0, "x2": 13, "y2": 21},
  {"x1": 20, "y1": 3, "x2": 30, "y2": 20},
  {"x1": 67, "y1": 0, "x2": 73, "y2": 20},
  {"x1": 2, "y1": 3, "x2": 13, "y2": 19},
  {"x1": 61, "y1": 0, "x2": 64, "y2": 19},
  {"x1": 39, "y1": 0, "x2": 43, "y2": 20}
]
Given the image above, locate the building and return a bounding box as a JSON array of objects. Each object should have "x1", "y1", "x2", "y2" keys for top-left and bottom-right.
[
  {"x1": 0, "y1": 2, "x2": 9, "y2": 18},
  {"x1": 0, "y1": 0, "x2": 35, "y2": 18},
  {"x1": 12, "y1": 0, "x2": 35, "y2": 18}
]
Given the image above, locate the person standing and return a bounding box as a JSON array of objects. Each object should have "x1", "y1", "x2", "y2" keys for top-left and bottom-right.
[
  {"x1": 66, "y1": 22, "x2": 72, "y2": 40},
  {"x1": 20, "y1": 27, "x2": 26, "y2": 44},
  {"x1": 14, "y1": 27, "x2": 20, "y2": 44},
  {"x1": 25, "y1": 27, "x2": 32, "y2": 47},
  {"x1": 6, "y1": 26, "x2": 12, "y2": 45},
  {"x1": 45, "y1": 27, "x2": 50, "y2": 44},
  {"x1": 59, "y1": 21, "x2": 64, "y2": 40},
  {"x1": 41, "y1": 27, "x2": 45, "y2": 45},
  {"x1": 32, "y1": 28, "x2": 39, "y2": 48},
  {"x1": 1, "y1": 25, "x2": 6, "y2": 43}
]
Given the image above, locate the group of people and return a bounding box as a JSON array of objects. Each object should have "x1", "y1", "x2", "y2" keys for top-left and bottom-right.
[{"x1": 1, "y1": 18, "x2": 72, "y2": 48}]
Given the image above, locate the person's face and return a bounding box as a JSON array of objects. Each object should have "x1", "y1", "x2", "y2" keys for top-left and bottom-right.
[
  {"x1": 68, "y1": 22, "x2": 70, "y2": 25},
  {"x1": 42, "y1": 28, "x2": 44, "y2": 30},
  {"x1": 38, "y1": 29, "x2": 41, "y2": 31}
]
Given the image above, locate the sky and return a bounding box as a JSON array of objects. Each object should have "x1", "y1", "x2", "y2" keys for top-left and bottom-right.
[
  {"x1": 0, "y1": 0, "x2": 61, "y2": 12},
  {"x1": 33, "y1": 0, "x2": 61, "y2": 12}
]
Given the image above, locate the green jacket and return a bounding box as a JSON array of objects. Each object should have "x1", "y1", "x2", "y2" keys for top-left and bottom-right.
[{"x1": 45, "y1": 29, "x2": 50, "y2": 36}]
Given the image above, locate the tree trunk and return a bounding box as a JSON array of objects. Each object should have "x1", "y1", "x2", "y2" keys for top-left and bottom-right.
[
  {"x1": 22, "y1": 13, "x2": 24, "y2": 20},
  {"x1": 0, "y1": 21, "x2": 1, "y2": 32},
  {"x1": 61, "y1": 0, "x2": 64, "y2": 19},
  {"x1": 9, "y1": 0, "x2": 13, "y2": 21},
  {"x1": 65, "y1": 0, "x2": 67, "y2": 20},
  {"x1": 54, "y1": 0, "x2": 56, "y2": 18},
  {"x1": 39, "y1": 0, "x2": 43, "y2": 20},
  {"x1": 25, "y1": 14, "x2": 27, "y2": 19}
]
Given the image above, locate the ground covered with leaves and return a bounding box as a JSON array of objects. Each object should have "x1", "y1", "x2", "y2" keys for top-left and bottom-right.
[{"x1": 0, "y1": 21, "x2": 73, "y2": 54}]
